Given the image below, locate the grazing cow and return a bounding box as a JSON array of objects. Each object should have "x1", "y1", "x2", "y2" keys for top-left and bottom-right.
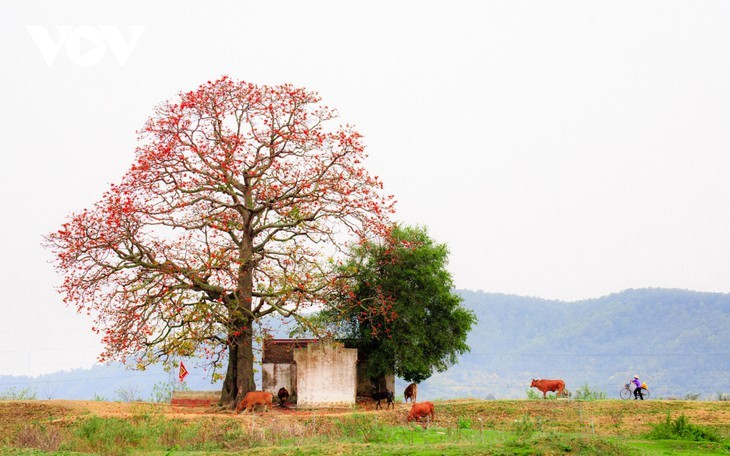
[
  {"x1": 235, "y1": 391, "x2": 274, "y2": 414},
  {"x1": 407, "y1": 401, "x2": 435, "y2": 423},
  {"x1": 372, "y1": 390, "x2": 394, "y2": 410},
  {"x1": 404, "y1": 383, "x2": 418, "y2": 403},
  {"x1": 530, "y1": 379, "x2": 568, "y2": 399},
  {"x1": 277, "y1": 387, "x2": 289, "y2": 407}
]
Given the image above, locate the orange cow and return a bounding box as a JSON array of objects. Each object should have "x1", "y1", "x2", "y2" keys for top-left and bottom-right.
[
  {"x1": 235, "y1": 391, "x2": 274, "y2": 414},
  {"x1": 407, "y1": 401, "x2": 435, "y2": 422},
  {"x1": 404, "y1": 383, "x2": 418, "y2": 403},
  {"x1": 530, "y1": 379, "x2": 567, "y2": 399}
]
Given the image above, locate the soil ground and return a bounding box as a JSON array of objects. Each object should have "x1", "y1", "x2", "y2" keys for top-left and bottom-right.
[{"x1": 2, "y1": 397, "x2": 730, "y2": 439}]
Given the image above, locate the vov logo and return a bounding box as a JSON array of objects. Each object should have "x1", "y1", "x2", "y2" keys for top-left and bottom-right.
[{"x1": 27, "y1": 25, "x2": 145, "y2": 67}]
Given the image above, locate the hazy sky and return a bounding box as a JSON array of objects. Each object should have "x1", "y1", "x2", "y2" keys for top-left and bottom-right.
[{"x1": 1, "y1": 1, "x2": 729, "y2": 376}]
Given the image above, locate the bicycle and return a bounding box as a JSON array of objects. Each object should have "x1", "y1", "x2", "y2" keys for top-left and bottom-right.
[{"x1": 619, "y1": 383, "x2": 650, "y2": 400}]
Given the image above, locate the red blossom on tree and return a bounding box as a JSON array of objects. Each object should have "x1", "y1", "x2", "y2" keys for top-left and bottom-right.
[{"x1": 45, "y1": 76, "x2": 394, "y2": 407}]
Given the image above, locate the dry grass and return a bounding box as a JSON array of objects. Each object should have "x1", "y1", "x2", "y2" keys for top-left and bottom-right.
[{"x1": 2, "y1": 398, "x2": 729, "y2": 454}]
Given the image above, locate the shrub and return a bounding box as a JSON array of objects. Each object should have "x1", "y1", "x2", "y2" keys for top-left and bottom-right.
[
  {"x1": 115, "y1": 385, "x2": 143, "y2": 403},
  {"x1": 526, "y1": 389, "x2": 539, "y2": 400},
  {"x1": 0, "y1": 387, "x2": 37, "y2": 400},
  {"x1": 71, "y1": 416, "x2": 146, "y2": 454},
  {"x1": 513, "y1": 415, "x2": 543, "y2": 439},
  {"x1": 149, "y1": 379, "x2": 189, "y2": 403},
  {"x1": 572, "y1": 382, "x2": 606, "y2": 401},
  {"x1": 13, "y1": 423, "x2": 64, "y2": 452},
  {"x1": 457, "y1": 416, "x2": 472, "y2": 429},
  {"x1": 647, "y1": 413, "x2": 720, "y2": 442}
]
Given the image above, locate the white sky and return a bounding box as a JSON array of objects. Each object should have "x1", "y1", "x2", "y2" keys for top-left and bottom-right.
[{"x1": 1, "y1": 1, "x2": 729, "y2": 376}]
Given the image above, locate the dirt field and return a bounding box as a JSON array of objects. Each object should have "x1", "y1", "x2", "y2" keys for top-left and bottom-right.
[
  {"x1": 2, "y1": 397, "x2": 730, "y2": 439},
  {"x1": 0, "y1": 398, "x2": 391, "y2": 437}
]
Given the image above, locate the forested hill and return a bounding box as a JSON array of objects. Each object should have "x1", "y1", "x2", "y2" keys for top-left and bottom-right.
[
  {"x1": 1, "y1": 288, "x2": 728, "y2": 401},
  {"x1": 418, "y1": 288, "x2": 730, "y2": 399}
]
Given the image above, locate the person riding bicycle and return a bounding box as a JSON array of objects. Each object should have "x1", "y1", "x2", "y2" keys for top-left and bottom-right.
[{"x1": 632, "y1": 375, "x2": 644, "y2": 400}]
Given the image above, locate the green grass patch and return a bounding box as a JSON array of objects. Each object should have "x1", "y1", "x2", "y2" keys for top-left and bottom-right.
[
  {"x1": 3, "y1": 399, "x2": 730, "y2": 455},
  {"x1": 622, "y1": 438, "x2": 730, "y2": 455},
  {"x1": 334, "y1": 413, "x2": 395, "y2": 443},
  {"x1": 647, "y1": 412, "x2": 721, "y2": 442},
  {"x1": 241, "y1": 429, "x2": 627, "y2": 456}
]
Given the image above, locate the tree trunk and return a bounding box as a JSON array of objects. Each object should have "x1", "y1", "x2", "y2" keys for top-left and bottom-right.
[
  {"x1": 220, "y1": 341, "x2": 238, "y2": 406},
  {"x1": 236, "y1": 322, "x2": 255, "y2": 399},
  {"x1": 219, "y1": 319, "x2": 255, "y2": 408},
  {"x1": 220, "y1": 188, "x2": 257, "y2": 408}
]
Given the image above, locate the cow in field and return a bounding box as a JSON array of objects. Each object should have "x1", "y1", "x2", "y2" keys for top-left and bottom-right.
[
  {"x1": 407, "y1": 401, "x2": 435, "y2": 423},
  {"x1": 530, "y1": 379, "x2": 568, "y2": 399},
  {"x1": 277, "y1": 387, "x2": 289, "y2": 407},
  {"x1": 404, "y1": 383, "x2": 418, "y2": 403},
  {"x1": 235, "y1": 391, "x2": 274, "y2": 414},
  {"x1": 372, "y1": 390, "x2": 394, "y2": 410}
]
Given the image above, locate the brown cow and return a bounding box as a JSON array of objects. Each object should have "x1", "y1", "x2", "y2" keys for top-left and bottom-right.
[
  {"x1": 235, "y1": 391, "x2": 274, "y2": 414},
  {"x1": 404, "y1": 383, "x2": 418, "y2": 403},
  {"x1": 407, "y1": 401, "x2": 435, "y2": 423},
  {"x1": 277, "y1": 387, "x2": 289, "y2": 407},
  {"x1": 530, "y1": 379, "x2": 568, "y2": 399}
]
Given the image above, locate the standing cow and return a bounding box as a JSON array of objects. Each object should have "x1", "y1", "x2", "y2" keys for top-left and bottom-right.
[
  {"x1": 404, "y1": 383, "x2": 418, "y2": 403},
  {"x1": 530, "y1": 379, "x2": 568, "y2": 399},
  {"x1": 372, "y1": 390, "x2": 395, "y2": 410},
  {"x1": 277, "y1": 387, "x2": 289, "y2": 407}
]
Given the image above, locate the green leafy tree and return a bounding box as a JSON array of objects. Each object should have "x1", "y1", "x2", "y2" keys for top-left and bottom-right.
[{"x1": 328, "y1": 224, "x2": 476, "y2": 383}]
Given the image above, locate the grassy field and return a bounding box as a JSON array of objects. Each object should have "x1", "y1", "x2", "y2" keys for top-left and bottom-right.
[{"x1": 1, "y1": 398, "x2": 729, "y2": 455}]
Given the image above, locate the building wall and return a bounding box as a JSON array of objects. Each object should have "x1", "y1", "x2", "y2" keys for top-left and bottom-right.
[
  {"x1": 262, "y1": 362, "x2": 297, "y2": 397},
  {"x1": 355, "y1": 362, "x2": 372, "y2": 397},
  {"x1": 355, "y1": 364, "x2": 395, "y2": 397},
  {"x1": 294, "y1": 343, "x2": 357, "y2": 407},
  {"x1": 170, "y1": 391, "x2": 219, "y2": 407}
]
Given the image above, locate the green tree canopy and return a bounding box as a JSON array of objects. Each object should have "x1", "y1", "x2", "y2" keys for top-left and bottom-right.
[{"x1": 328, "y1": 224, "x2": 476, "y2": 383}]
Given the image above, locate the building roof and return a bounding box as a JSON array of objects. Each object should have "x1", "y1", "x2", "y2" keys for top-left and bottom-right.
[{"x1": 262, "y1": 339, "x2": 319, "y2": 364}]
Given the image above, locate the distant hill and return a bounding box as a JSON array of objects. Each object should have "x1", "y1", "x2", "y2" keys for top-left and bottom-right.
[
  {"x1": 2, "y1": 288, "x2": 728, "y2": 401},
  {"x1": 0, "y1": 362, "x2": 223, "y2": 402},
  {"x1": 417, "y1": 288, "x2": 730, "y2": 400}
]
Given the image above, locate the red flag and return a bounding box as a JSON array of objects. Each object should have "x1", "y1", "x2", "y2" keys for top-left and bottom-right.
[{"x1": 178, "y1": 361, "x2": 189, "y2": 382}]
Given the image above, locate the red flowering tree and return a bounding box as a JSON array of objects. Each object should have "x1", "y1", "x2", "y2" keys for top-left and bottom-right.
[{"x1": 46, "y1": 77, "x2": 394, "y2": 407}]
